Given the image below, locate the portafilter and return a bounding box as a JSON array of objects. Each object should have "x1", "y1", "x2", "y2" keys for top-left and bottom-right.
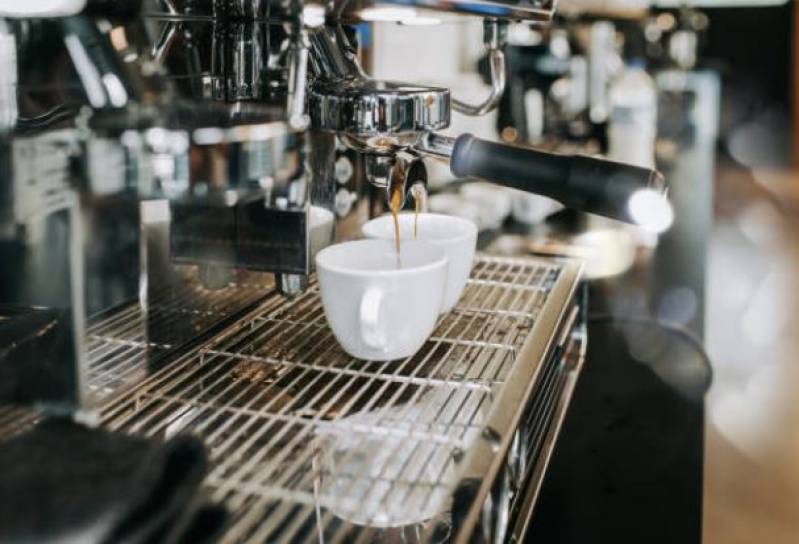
[{"x1": 307, "y1": 23, "x2": 669, "y2": 228}]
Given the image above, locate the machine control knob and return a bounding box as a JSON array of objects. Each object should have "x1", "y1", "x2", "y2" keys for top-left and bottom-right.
[
  {"x1": 334, "y1": 188, "x2": 357, "y2": 218},
  {"x1": 334, "y1": 155, "x2": 354, "y2": 185}
]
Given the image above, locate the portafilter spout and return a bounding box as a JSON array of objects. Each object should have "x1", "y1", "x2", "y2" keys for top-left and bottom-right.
[{"x1": 364, "y1": 152, "x2": 428, "y2": 209}]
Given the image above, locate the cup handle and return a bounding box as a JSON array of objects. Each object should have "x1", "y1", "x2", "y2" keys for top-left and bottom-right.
[{"x1": 360, "y1": 287, "x2": 386, "y2": 350}]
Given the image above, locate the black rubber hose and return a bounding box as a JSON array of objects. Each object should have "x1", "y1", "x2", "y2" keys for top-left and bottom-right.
[{"x1": 450, "y1": 133, "x2": 666, "y2": 224}]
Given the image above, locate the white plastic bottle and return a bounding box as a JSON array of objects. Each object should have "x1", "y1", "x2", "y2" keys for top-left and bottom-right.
[
  {"x1": 608, "y1": 61, "x2": 657, "y2": 169},
  {"x1": 0, "y1": 19, "x2": 17, "y2": 133}
]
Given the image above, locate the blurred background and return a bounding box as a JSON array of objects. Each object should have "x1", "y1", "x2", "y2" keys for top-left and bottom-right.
[{"x1": 702, "y1": 4, "x2": 799, "y2": 543}]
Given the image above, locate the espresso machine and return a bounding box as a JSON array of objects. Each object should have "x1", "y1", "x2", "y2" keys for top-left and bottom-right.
[{"x1": 0, "y1": 0, "x2": 669, "y2": 542}]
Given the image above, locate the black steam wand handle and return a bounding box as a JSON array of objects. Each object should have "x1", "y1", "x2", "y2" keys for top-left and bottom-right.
[{"x1": 448, "y1": 134, "x2": 666, "y2": 224}]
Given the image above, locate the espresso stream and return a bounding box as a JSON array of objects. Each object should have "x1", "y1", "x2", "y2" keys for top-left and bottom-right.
[
  {"x1": 388, "y1": 183, "x2": 423, "y2": 259},
  {"x1": 389, "y1": 183, "x2": 402, "y2": 255},
  {"x1": 414, "y1": 194, "x2": 420, "y2": 238}
]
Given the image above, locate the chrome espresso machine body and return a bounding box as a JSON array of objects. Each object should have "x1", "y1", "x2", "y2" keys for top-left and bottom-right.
[{"x1": 0, "y1": 0, "x2": 665, "y2": 542}]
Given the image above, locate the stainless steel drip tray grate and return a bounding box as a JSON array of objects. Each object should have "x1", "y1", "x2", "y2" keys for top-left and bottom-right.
[
  {"x1": 88, "y1": 255, "x2": 580, "y2": 543},
  {"x1": 1, "y1": 255, "x2": 582, "y2": 543},
  {"x1": 84, "y1": 273, "x2": 272, "y2": 404}
]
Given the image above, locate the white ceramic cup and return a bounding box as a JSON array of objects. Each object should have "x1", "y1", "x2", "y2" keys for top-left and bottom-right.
[
  {"x1": 428, "y1": 193, "x2": 484, "y2": 230},
  {"x1": 459, "y1": 182, "x2": 513, "y2": 230},
  {"x1": 362, "y1": 213, "x2": 477, "y2": 313},
  {"x1": 510, "y1": 190, "x2": 563, "y2": 225},
  {"x1": 315, "y1": 239, "x2": 447, "y2": 361}
]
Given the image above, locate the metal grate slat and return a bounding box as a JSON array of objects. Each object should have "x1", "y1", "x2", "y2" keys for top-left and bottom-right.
[{"x1": 94, "y1": 255, "x2": 566, "y2": 542}]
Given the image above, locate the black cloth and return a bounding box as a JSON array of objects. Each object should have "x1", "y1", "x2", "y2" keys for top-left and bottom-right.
[
  {"x1": 0, "y1": 305, "x2": 80, "y2": 409},
  {"x1": 0, "y1": 419, "x2": 222, "y2": 544}
]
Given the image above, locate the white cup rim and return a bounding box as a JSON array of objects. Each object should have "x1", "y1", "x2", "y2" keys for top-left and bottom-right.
[
  {"x1": 315, "y1": 238, "x2": 447, "y2": 278},
  {"x1": 362, "y1": 213, "x2": 478, "y2": 244}
]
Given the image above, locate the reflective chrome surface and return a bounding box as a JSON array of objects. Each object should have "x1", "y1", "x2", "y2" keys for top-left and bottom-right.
[
  {"x1": 416, "y1": 133, "x2": 457, "y2": 161},
  {"x1": 0, "y1": 3, "x2": 338, "y2": 415},
  {"x1": 310, "y1": 79, "x2": 450, "y2": 143},
  {"x1": 306, "y1": 24, "x2": 452, "y2": 157}
]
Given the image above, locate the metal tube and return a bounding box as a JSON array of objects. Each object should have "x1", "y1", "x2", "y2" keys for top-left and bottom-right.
[
  {"x1": 306, "y1": 26, "x2": 358, "y2": 83},
  {"x1": 414, "y1": 133, "x2": 456, "y2": 161},
  {"x1": 452, "y1": 49, "x2": 506, "y2": 116},
  {"x1": 451, "y1": 19, "x2": 507, "y2": 117},
  {"x1": 287, "y1": 29, "x2": 310, "y2": 130}
]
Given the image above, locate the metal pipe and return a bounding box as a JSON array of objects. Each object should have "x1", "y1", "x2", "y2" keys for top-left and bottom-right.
[
  {"x1": 451, "y1": 19, "x2": 507, "y2": 117},
  {"x1": 287, "y1": 29, "x2": 310, "y2": 130},
  {"x1": 452, "y1": 49, "x2": 506, "y2": 116},
  {"x1": 306, "y1": 26, "x2": 359, "y2": 83},
  {"x1": 414, "y1": 132, "x2": 456, "y2": 162}
]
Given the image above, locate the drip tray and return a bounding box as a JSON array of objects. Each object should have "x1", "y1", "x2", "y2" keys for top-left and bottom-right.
[{"x1": 0, "y1": 254, "x2": 584, "y2": 544}]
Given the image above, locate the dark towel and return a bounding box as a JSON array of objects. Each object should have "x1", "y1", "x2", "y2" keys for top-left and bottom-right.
[
  {"x1": 0, "y1": 418, "x2": 224, "y2": 544},
  {"x1": 0, "y1": 305, "x2": 81, "y2": 409}
]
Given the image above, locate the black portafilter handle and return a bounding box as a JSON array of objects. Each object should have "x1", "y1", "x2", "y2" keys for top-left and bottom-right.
[{"x1": 449, "y1": 134, "x2": 667, "y2": 224}]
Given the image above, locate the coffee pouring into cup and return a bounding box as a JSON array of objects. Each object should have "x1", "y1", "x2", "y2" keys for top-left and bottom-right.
[
  {"x1": 310, "y1": 17, "x2": 669, "y2": 362},
  {"x1": 315, "y1": 239, "x2": 448, "y2": 361},
  {"x1": 362, "y1": 214, "x2": 477, "y2": 313},
  {"x1": 306, "y1": 22, "x2": 670, "y2": 231}
]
